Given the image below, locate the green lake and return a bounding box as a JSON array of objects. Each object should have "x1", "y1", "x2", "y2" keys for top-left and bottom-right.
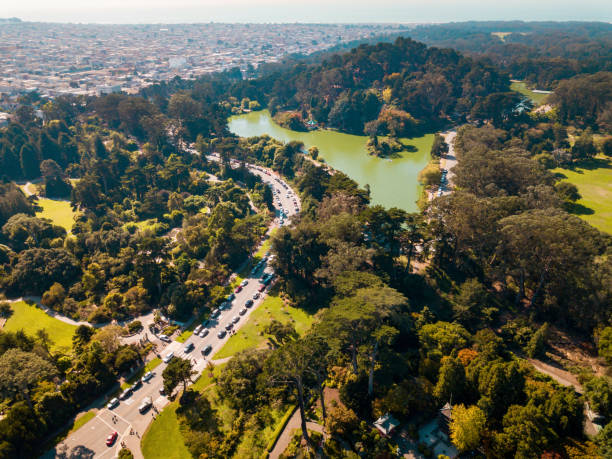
[{"x1": 228, "y1": 110, "x2": 434, "y2": 212}]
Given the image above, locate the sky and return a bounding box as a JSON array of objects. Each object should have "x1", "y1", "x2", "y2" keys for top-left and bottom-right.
[{"x1": 3, "y1": 0, "x2": 612, "y2": 23}]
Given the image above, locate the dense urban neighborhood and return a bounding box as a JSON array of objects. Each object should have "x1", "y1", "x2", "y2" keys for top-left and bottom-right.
[{"x1": 0, "y1": 16, "x2": 611, "y2": 459}]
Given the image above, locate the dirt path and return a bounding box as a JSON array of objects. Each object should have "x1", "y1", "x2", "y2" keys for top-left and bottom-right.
[
  {"x1": 528, "y1": 358, "x2": 583, "y2": 393},
  {"x1": 269, "y1": 408, "x2": 324, "y2": 459},
  {"x1": 528, "y1": 358, "x2": 603, "y2": 437}
]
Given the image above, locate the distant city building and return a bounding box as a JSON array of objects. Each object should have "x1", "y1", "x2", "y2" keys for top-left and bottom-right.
[{"x1": 0, "y1": 22, "x2": 411, "y2": 97}]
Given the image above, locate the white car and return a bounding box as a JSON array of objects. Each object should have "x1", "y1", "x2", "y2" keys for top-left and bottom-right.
[
  {"x1": 163, "y1": 352, "x2": 174, "y2": 363},
  {"x1": 106, "y1": 397, "x2": 119, "y2": 410}
]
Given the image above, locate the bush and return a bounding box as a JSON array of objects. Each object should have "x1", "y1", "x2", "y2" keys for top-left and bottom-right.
[
  {"x1": 266, "y1": 405, "x2": 297, "y2": 452},
  {"x1": 127, "y1": 320, "x2": 143, "y2": 334},
  {"x1": 526, "y1": 323, "x2": 549, "y2": 358}
]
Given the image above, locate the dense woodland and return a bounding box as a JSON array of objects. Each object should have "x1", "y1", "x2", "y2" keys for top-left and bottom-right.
[{"x1": 0, "y1": 25, "x2": 611, "y2": 458}]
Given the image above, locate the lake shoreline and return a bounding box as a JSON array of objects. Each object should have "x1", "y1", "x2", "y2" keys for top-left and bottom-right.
[{"x1": 228, "y1": 110, "x2": 434, "y2": 212}]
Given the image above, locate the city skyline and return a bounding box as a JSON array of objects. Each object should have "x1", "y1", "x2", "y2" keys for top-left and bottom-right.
[{"x1": 4, "y1": 0, "x2": 612, "y2": 23}]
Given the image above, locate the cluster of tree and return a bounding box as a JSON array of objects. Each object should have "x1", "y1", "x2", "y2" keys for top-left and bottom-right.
[
  {"x1": 0, "y1": 325, "x2": 142, "y2": 457},
  {"x1": 408, "y1": 21, "x2": 612, "y2": 89},
  {"x1": 430, "y1": 124, "x2": 611, "y2": 332},
  {"x1": 551, "y1": 72, "x2": 612, "y2": 131},
  {"x1": 248, "y1": 37, "x2": 509, "y2": 135},
  {"x1": 0, "y1": 96, "x2": 275, "y2": 323}
]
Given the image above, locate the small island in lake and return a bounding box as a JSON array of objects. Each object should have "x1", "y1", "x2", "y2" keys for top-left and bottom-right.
[{"x1": 366, "y1": 135, "x2": 417, "y2": 158}]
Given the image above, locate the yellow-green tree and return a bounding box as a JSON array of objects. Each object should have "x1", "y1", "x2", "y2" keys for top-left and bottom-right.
[{"x1": 450, "y1": 404, "x2": 486, "y2": 452}]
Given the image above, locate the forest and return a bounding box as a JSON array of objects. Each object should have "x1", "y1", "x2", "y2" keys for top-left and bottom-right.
[{"x1": 0, "y1": 26, "x2": 611, "y2": 458}]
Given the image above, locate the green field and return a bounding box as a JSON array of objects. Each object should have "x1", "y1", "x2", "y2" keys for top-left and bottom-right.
[
  {"x1": 3, "y1": 301, "x2": 76, "y2": 351},
  {"x1": 36, "y1": 198, "x2": 77, "y2": 232},
  {"x1": 213, "y1": 291, "x2": 314, "y2": 360},
  {"x1": 492, "y1": 31, "x2": 512, "y2": 42},
  {"x1": 553, "y1": 156, "x2": 612, "y2": 234},
  {"x1": 141, "y1": 401, "x2": 191, "y2": 459},
  {"x1": 511, "y1": 81, "x2": 550, "y2": 105}
]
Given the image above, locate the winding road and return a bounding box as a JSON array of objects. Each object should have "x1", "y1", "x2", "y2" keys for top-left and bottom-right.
[{"x1": 49, "y1": 159, "x2": 301, "y2": 459}]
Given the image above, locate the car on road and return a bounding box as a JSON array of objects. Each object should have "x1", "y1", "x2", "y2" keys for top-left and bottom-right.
[
  {"x1": 163, "y1": 352, "x2": 174, "y2": 363},
  {"x1": 194, "y1": 325, "x2": 203, "y2": 335},
  {"x1": 258, "y1": 283, "x2": 266, "y2": 292},
  {"x1": 106, "y1": 397, "x2": 119, "y2": 410},
  {"x1": 159, "y1": 334, "x2": 171, "y2": 342},
  {"x1": 141, "y1": 371, "x2": 154, "y2": 383},
  {"x1": 183, "y1": 342, "x2": 194, "y2": 353},
  {"x1": 211, "y1": 308, "x2": 220, "y2": 318},
  {"x1": 227, "y1": 293, "x2": 236, "y2": 301},
  {"x1": 239, "y1": 308, "x2": 247, "y2": 316},
  {"x1": 202, "y1": 345, "x2": 213, "y2": 355},
  {"x1": 106, "y1": 431, "x2": 118, "y2": 447},
  {"x1": 253, "y1": 292, "x2": 260, "y2": 300},
  {"x1": 225, "y1": 323, "x2": 234, "y2": 331},
  {"x1": 217, "y1": 330, "x2": 227, "y2": 339},
  {"x1": 241, "y1": 279, "x2": 249, "y2": 287},
  {"x1": 234, "y1": 285, "x2": 243, "y2": 293},
  {"x1": 119, "y1": 387, "x2": 132, "y2": 400},
  {"x1": 138, "y1": 396, "x2": 152, "y2": 414},
  {"x1": 199, "y1": 329, "x2": 209, "y2": 338},
  {"x1": 131, "y1": 379, "x2": 142, "y2": 391},
  {"x1": 245, "y1": 299, "x2": 254, "y2": 308},
  {"x1": 232, "y1": 315, "x2": 240, "y2": 324}
]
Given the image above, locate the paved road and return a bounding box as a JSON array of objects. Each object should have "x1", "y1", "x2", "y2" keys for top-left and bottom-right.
[
  {"x1": 439, "y1": 131, "x2": 457, "y2": 198},
  {"x1": 51, "y1": 160, "x2": 300, "y2": 459}
]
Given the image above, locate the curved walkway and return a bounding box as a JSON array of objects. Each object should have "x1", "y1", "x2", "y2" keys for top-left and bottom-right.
[{"x1": 269, "y1": 409, "x2": 325, "y2": 459}]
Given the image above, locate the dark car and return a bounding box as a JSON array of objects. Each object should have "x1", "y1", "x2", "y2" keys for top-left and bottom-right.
[
  {"x1": 217, "y1": 330, "x2": 227, "y2": 339},
  {"x1": 202, "y1": 345, "x2": 213, "y2": 355},
  {"x1": 225, "y1": 323, "x2": 234, "y2": 331},
  {"x1": 245, "y1": 299, "x2": 254, "y2": 308},
  {"x1": 258, "y1": 284, "x2": 266, "y2": 292}
]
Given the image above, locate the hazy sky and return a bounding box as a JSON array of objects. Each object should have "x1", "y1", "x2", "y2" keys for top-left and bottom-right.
[{"x1": 4, "y1": 0, "x2": 612, "y2": 23}]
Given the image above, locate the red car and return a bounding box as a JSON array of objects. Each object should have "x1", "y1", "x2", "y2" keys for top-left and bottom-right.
[
  {"x1": 234, "y1": 285, "x2": 243, "y2": 293},
  {"x1": 258, "y1": 284, "x2": 266, "y2": 292},
  {"x1": 106, "y1": 431, "x2": 118, "y2": 446}
]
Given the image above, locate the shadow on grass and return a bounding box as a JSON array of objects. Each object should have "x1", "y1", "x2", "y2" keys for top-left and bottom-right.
[
  {"x1": 565, "y1": 202, "x2": 595, "y2": 216},
  {"x1": 560, "y1": 157, "x2": 612, "y2": 173}
]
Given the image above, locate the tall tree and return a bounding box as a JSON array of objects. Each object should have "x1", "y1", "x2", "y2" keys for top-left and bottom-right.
[
  {"x1": 0, "y1": 348, "x2": 56, "y2": 408},
  {"x1": 162, "y1": 357, "x2": 195, "y2": 397}
]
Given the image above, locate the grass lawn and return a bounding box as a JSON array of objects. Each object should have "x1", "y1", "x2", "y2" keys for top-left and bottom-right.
[
  {"x1": 191, "y1": 363, "x2": 226, "y2": 392},
  {"x1": 553, "y1": 156, "x2": 612, "y2": 234},
  {"x1": 36, "y1": 198, "x2": 77, "y2": 232},
  {"x1": 511, "y1": 81, "x2": 550, "y2": 105},
  {"x1": 3, "y1": 301, "x2": 76, "y2": 352},
  {"x1": 141, "y1": 401, "x2": 192, "y2": 459},
  {"x1": 213, "y1": 290, "x2": 314, "y2": 360},
  {"x1": 492, "y1": 31, "x2": 512, "y2": 42}
]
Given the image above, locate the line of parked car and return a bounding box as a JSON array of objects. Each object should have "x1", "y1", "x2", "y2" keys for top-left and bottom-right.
[{"x1": 105, "y1": 368, "x2": 159, "y2": 415}]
